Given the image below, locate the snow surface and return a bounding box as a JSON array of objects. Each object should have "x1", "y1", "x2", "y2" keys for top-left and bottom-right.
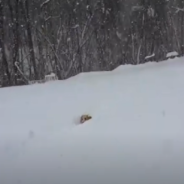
[
  {"x1": 1, "y1": 57, "x2": 184, "y2": 184},
  {"x1": 166, "y1": 51, "x2": 178, "y2": 58},
  {"x1": 145, "y1": 53, "x2": 155, "y2": 59},
  {"x1": 45, "y1": 73, "x2": 58, "y2": 82}
]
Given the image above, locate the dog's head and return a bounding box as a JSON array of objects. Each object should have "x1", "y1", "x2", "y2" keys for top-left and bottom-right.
[{"x1": 80, "y1": 115, "x2": 92, "y2": 123}]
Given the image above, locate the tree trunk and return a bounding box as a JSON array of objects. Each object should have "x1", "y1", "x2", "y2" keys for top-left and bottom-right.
[
  {"x1": 8, "y1": 0, "x2": 20, "y2": 85},
  {"x1": 22, "y1": 0, "x2": 38, "y2": 80},
  {"x1": 0, "y1": 1, "x2": 11, "y2": 86}
]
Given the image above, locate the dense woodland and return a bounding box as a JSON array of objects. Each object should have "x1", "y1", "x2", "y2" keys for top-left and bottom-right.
[{"x1": 0, "y1": 0, "x2": 184, "y2": 86}]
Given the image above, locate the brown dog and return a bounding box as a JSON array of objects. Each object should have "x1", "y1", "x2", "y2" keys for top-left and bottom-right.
[{"x1": 80, "y1": 115, "x2": 92, "y2": 124}]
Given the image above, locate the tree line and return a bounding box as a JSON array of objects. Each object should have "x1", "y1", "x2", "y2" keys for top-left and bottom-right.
[{"x1": 0, "y1": 0, "x2": 184, "y2": 87}]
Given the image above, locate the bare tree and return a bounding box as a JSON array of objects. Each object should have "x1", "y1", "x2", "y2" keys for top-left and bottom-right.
[
  {"x1": 0, "y1": 0, "x2": 183, "y2": 87},
  {"x1": 21, "y1": 0, "x2": 38, "y2": 80},
  {"x1": 0, "y1": 0, "x2": 11, "y2": 86}
]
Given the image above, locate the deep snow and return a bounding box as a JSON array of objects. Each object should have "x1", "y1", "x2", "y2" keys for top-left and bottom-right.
[{"x1": 1, "y1": 58, "x2": 184, "y2": 184}]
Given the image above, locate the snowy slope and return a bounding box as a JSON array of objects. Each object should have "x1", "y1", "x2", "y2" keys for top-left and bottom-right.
[{"x1": 1, "y1": 58, "x2": 184, "y2": 184}]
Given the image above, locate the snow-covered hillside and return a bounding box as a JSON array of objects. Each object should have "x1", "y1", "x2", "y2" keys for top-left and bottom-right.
[{"x1": 1, "y1": 58, "x2": 184, "y2": 184}]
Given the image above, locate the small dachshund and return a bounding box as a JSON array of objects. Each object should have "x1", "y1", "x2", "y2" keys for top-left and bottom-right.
[{"x1": 80, "y1": 115, "x2": 92, "y2": 124}]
